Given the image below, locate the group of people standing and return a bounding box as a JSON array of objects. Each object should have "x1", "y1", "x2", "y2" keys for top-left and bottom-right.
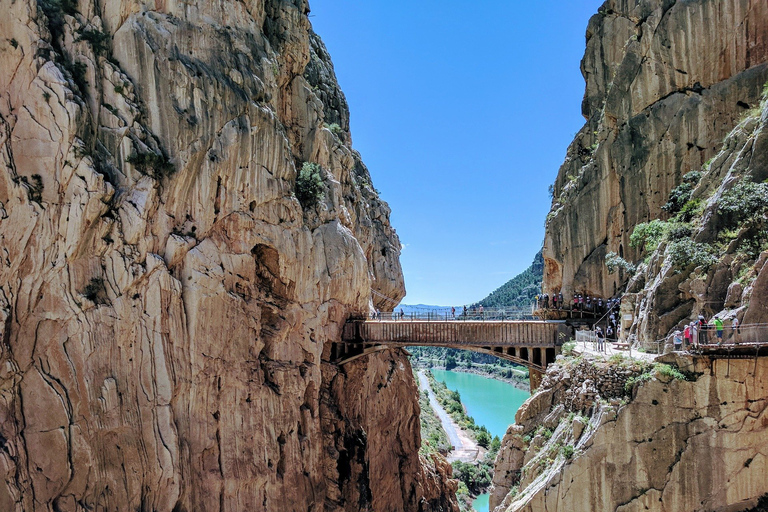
[
  {"x1": 673, "y1": 314, "x2": 740, "y2": 350},
  {"x1": 538, "y1": 292, "x2": 621, "y2": 315}
]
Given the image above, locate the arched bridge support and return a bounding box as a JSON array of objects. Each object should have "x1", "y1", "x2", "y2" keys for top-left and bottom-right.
[{"x1": 334, "y1": 320, "x2": 569, "y2": 392}]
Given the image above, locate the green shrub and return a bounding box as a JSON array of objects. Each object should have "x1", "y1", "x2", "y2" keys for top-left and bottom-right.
[
  {"x1": 296, "y1": 162, "x2": 325, "y2": 209},
  {"x1": 126, "y1": 151, "x2": 175, "y2": 180},
  {"x1": 666, "y1": 223, "x2": 692, "y2": 241},
  {"x1": 675, "y1": 198, "x2": 703, "y2": 222},
  {"x1": 654, "y1": 363, "x2": 687, "y2": 381},
  {"x1": 662, "y1": 172, "x2": 702, "y2": 214},
  {"x1": 718, "y1": 180, "x2": 768, "y2": 226},
  {"x1": 605, "y1": 251, "x2": 636, "y2": 274},
  {"x1": 77, "y1": 28, "x2": 110, "y2": 56},
  {"x1": 561, "y1": 445, "x2": 575, "y2": 459},
  {"x1": 325, "y1": 122, "x2": 343, "y2": 136},
  {"x1": 668, "y1": 239, "x2": 717, "y2": 270},
  {"x1": 630, "y1": 219, "x2": 668, "y2": 252},
  {"x1": 562, "y1": 341, "x2": 576, "y2": 356}
]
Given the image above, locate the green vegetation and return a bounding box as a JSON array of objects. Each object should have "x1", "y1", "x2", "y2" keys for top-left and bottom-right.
[
  {"x1": 629, "y1": 219, "x2": 668, "y2": 253},
  {"x1": 126, "y1": 151, "x2": 175, "y2": 180},
  {"x1": 417, "y1": 386, "x2": 451, "y2": 456},
  {"x1": 76, "y1": 28, "x2": 110, "y2": 56},
  {"x1": 624, "y1": 362, "x2": 695, "y2": 393},
  {"x1": 668, "y1": 238, "x2": 718, "y2": 270},
  {"x1": 604, "y1": 251, "x2": 636, "y2": 275},
  {"x1": 296, "y1": 162, "x2": 325, "y2": 209},
  {"x1": 476, "y1": 250, "x2": 543, "y2": 309},
  {"x1": 324, "y1": 122, "x2": 343, "y2": 136},
  {"x1": 662, "y1": 171, "x2": 702, "y2": 214}
]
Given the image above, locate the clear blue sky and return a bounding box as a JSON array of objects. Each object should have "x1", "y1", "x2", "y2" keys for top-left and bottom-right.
[{"x1": 310, "y1": 0, "x2": 603, "y2": 306}]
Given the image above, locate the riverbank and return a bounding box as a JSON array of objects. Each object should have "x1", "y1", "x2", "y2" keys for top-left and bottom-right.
[
  {"x1": 417, "y1": 370, "x2": 482, "y2": 463},
  {"x1": 412, "y1": 361, "x2": 530, "y2": 391}
]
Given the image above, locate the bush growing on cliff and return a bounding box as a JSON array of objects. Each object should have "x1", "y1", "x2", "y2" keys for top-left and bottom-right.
[
  {"x1": 296, "y1": 162, "x2": 325, "y2": 209},
  {"x1": 662, "y1": 171, "x2": 702, "y2": 214},
  {"x1": 126, "y1": 151, "x2": 175, "y2": 180},
  {"x1": 630, "y1": 219, "x2": 668, "y2": 253},
  {"x1": 718, "y1": 180, "x2": 768, "y2": 226},
  {"x1": 668, "y1": 239, "x2": 717, "y2": 270},
  {"x1": 605, "y1": 251, "x2": 636, "y2": 275}
]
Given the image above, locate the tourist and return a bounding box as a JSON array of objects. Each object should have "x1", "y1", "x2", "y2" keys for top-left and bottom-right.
[
  {"x1": 463, "y1": 305, "x2": 467, "y2": 318},
  {"x1": 732, "y1": 316, "x2": 740, "y2": 338},
  {"x1": 691, "y1": 321, "x2": 699, "y2": 348},
  {"x1": 596, "y1": 326, "x2": 605, "y2": 352},
  {"x1": 713, "y1": 316, "x2": 724, "y2": 345},
  {"x1": 451, "y1": 306, "x2": 456, "y2": 319},
  {"x1": 606, "y1": 325, "x2": 614, "y2": 342},
  {"x1": 552, "y1": 293, "x2": 558, "y2": 309},
  {"x1": 543, "y1": 293, "x2": 549, "y2": 309},
  {"x1": 683, "y1": 323, "x2": 692, "y2": 350},
  {"x1": 400, "y1": 308, "x2": 405, "y2": 320},
  {"x1": 558, "y1": 292, "x2": 564, "y2": 309},
  {"x1": 698, "y1": 315, "x2": 708, "y2": 345},
  {"x1": 376, "y1": 308, "x2": 381, "y2": 321},
  {"x1": 479, "y1": 305, "x2": 484, "y2": 319},
  {"x1": 673, "y1": 330, "x2": 683, "y2": 351}
]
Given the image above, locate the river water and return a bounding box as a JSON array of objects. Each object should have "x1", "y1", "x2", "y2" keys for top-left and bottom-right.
[{"x1": 429, "y1": 369, "x2": 530, "y2": 512}]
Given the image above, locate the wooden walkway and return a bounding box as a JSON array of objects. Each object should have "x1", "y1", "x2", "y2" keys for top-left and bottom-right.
[{"x1": 334, "y1": 320, "x2": 570, "y2": 380}]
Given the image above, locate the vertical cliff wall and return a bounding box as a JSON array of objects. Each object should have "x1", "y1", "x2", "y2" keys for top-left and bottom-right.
[
  {"x1": 543, "y1": 0, "x2": 768, "y2": 301},
  {"x1": 0, "y1": 0, "x2": 456, "y2": 510},
  {"x1": 491, "y1": 354, "x2": 768, "y2": 512}
]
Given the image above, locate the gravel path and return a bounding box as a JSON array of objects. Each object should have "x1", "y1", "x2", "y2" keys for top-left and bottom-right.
[{"x1": 417, "y1": 370, "x2": 480, "y2": 463}]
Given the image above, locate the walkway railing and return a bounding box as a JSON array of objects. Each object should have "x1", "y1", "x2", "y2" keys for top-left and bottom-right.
[
  {"x1": 363, "y1": 307, "x2": 536, "y2": 322},
  {"x1": 575, "y1": 323, "x2": 768, "y2": 356}
]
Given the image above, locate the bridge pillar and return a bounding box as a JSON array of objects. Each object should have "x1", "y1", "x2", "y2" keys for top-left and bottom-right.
[{"x1": 529, "y1": 369, "x2": 543, "y2": 392}]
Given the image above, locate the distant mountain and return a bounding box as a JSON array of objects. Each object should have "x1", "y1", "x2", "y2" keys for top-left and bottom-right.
[
  {"x1": 476, "y1": 250, "x2": 543, "y2": 308},
  {"x1": 398, "y1": 304, "x2": 453, "y2": 314}
]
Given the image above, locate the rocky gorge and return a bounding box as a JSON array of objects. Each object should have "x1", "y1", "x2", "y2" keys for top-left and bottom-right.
[
  {"x1": 489, "y1": 0, "x2": 768, "y2": 510},
  {"x1": 0, "y1": 0, "x2": 457, "y2": 510}
]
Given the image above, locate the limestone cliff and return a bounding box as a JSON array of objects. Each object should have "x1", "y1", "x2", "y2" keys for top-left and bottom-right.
[
  {"x1": 0, "y1": 0, "x2": 456, "y2": 510},
  {"x1": 543, "y1": 0, "x2": 768, "y2": 303},
  {"x1": 491, "y1": 354, "x2": 768, "y2": 512}
]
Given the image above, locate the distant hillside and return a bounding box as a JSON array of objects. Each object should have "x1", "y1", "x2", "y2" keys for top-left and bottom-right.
[{"x1": 477, "y1": 250, "x2": 543, "y2": 308}]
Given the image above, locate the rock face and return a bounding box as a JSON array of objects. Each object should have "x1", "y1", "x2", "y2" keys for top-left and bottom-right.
[
  {"x1": 0, "y1": 1, "x2": 456, "y2": 511},
  {"x1": 491, "y1": 354, "x2": 768, "y2": 512},
  {"x1": 543, "y1": 0, "x2": 768, "y2": 301}
]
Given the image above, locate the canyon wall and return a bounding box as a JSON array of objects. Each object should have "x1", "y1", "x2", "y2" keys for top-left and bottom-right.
[
  {"x1": 491, "y1": 354, "x2": 768, "y2": 512},
  {"x1": 543, "y1": 0, "x2": 768, "y2": 304},
  {"x1": 0, "y1": 0, "x2": 456, "y2": 511}
]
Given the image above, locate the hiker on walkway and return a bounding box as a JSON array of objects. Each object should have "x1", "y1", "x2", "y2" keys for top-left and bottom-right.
[
  {"x1": 552, "y1": 294, "x2": 558, "y2": 309},
  {"x1": 683, "y1": 323, "x2": 692, "y2": 350},
  {"x1": 479, "y1": 305, "x2": 484, "y2": 319},
  {"x1": 451, "y1": 306, "x2": 456, "y2": 319},
  {"x1": 713, "y1": 317, "x2": 724, "y2": 345},
  {"x1": 400, "y1": 308, "x2": 405, "y2": 320},
  {"x1": 606, "y1": 325, "x2": 614, "y2": 342},
  {"x1": 698, "y1": 315, "x2": 708, "y2": 345},
  {"x1": 673, "y1": 330, "x2": 683, "y2": 351},
  {"x1": 691, "y1": 321, "x2": 699, "y2": 348},
  {"x1": 558, "y1": 292, "x2": 564, "y2": 309},
  {"x1": 732, "y1": 316, "x2": 740, "y2": 341},
  {"x1": 596, "y1": 327, "x2": 605, "y2": 352}
]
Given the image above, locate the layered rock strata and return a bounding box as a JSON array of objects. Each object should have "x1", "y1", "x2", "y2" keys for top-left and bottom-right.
[
  {"x1": 491, "y1": 354, "x2": 768, "y2": 512},
  {"x1": 0, "y1": 0, "x2": 455, "y2": 511},
  {"x1": 543, "y1": 0, "x2": 768, "y2": 301}
]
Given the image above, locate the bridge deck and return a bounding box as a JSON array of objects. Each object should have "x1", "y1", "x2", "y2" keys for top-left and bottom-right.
[
  {"x1": 342, "y1": 320, "x2": 566, "y2": 346},
  {"x1": 336, "y1": 320, "x2": 570, "y2": 380}
]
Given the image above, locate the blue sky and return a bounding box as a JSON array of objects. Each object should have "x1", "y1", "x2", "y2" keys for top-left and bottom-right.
[{"x1": 310, "y1": 0, "x2": 604, "y2": 306}]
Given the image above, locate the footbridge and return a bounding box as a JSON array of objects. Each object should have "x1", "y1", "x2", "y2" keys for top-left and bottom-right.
[{"x1": 334, "y1": 319, "x2": 571, "y2": 390}]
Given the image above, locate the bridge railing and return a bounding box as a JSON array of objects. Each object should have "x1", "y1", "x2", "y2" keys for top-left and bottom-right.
[{"x1": 361, "y1": 307, "x2": 536, "y2": 322}]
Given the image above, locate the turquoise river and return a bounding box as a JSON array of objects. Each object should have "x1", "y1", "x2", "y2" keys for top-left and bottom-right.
[{"x1": 429, "y1": 369, "x2": 530, "y2": 512}]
